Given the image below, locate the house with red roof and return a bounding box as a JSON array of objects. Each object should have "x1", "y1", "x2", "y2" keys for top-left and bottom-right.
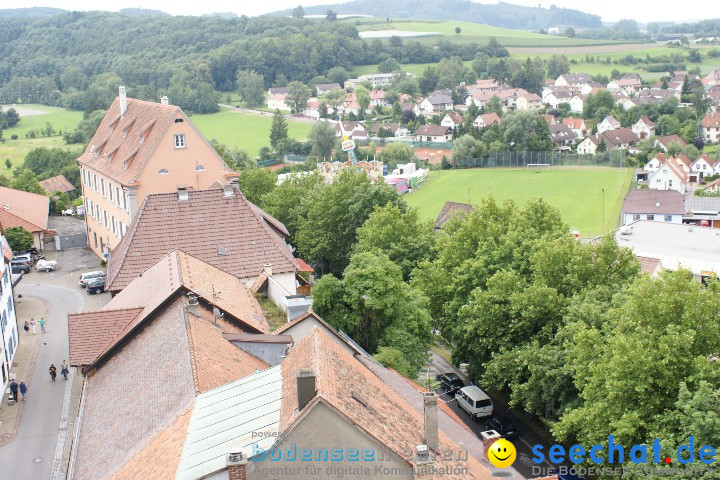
[
  {"x1": 0, "y1": 186, "x2": 49, "y2": 250},
  {"x1": 702, "y1": 113, "x2": 720, "y2": 143}
]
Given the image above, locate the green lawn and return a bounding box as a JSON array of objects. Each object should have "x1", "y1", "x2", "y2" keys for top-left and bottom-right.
[
  {"x1": 190, "y1": 108, "x2": 314, "y2": 156},
  {"x1": 0, "y1": 104, "x2": 83, "y2": 175},
  {"x1": 405, "y1": 167, "x2": 633, "y2": 237}
]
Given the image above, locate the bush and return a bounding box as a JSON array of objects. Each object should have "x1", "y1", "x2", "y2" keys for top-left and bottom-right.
[
  {"x1": 5, "y1": 226, "x2": 33, "y2": 252},
  {"x1": 374, "y1": 347, "x2": 416, "y2": 379},
  {"x1": 10, "y1": 135, "x2": 17, "y2": 140}
]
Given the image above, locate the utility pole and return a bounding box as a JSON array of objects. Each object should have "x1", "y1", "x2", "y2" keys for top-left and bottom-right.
[{"x1": 602, "y1": 188, "x2": 605, "y2": 233}]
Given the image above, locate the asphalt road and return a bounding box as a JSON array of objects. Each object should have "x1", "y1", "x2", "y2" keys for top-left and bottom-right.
[{"x1": 0, "y1": 283, "x2": 82, "y2": 480}]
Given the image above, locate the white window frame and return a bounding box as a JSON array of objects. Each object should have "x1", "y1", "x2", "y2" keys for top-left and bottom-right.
[{"x1": 174, "y1": 134, "x2": 186, "y2": 149}]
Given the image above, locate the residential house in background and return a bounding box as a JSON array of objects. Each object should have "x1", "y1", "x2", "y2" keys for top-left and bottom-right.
[
  {"x1": 622, "y1": 189, "x2": 684, "y2": 225},
  {"x1": 369, "y1": 90, "x2": 389, "y2": 109},
  {"x1": 655, "y1": 134, "x2": 687, "y2": 152},
  {"x1": 515, "y1": 92, "x2": 542, "y2": 110},
  {"x1": 608, "y1": 74, "x2": 642, "y2": 96},
  {"x1": 631, "y1": 116, "x2": 656, "y2": 139},
  {"x1": 569, "y1": 94, "x2": 586, "y2": 113},
  {"x1": 418, "y1": 91, "x2": 454, "y2": 115},
  {"x1": 105, "y1": 186, "x2": 303, "y2": 303},
  {"x1": 702, "y1": 68, "x2": 720, "y2": 86},
  {"x1": 579, "y1": 82, "x2": 606, "y2": 95},
  {"x1": 415, "y1": 125, "x2": 453, "y2": 142},
  {"x1": 315, "y1": 83, "x2": 341, "y2": 95},
  {"x1": 441, "y1": 112, "x2": 464, "y2": 129},
  {"x1": 577, "y1": 128, "x2": 639, "y2": 155},
  {"x1": 691, "y1": 153, "x2": 715, "y2": 182},
  {"x1": 344, "y1": 72, "x2": 410, "y2": 89},
  {"x1": 302, "y1": 99, "x2": 321, "y2": 120},
  {"x1": 562, "y1": 118, "x2": 588, "y2": 138},
  {"x1": 268, "y1": 87, "x2": 289, "y2": 96},
  {"x1": 78, "y1": 87, "x2": 238, "y2": 259},
  {"x1": 0, "y1": 227, "x2": 19, "y2": 396},
  {"x1": 267, "y1": 93, "x2": 290, "y2": 111},
  {"x1": 368, "y1": 122, "x2": 410, "y2": 138},
  {"x1": 596, "y1": 114, "x2": 622, "y2": 134},
  {"x1": 0, "y1": 187, "x2": 49, "y2": 251},
  {"x1": 542, "y1": 86, "x2": 573, "y2": 109},
  {"x1": 550, "y1": 123, "x2": 576, "y2": 149},
  {"x1": 334, "y1": 121, "x2": 367, "y2": 139},
  {"x1": 648, "y1": 156, "x2": 688, "y2": 194},
  {"x1": 434, "y1": 201, "x2": 474, "y2": 230},
  {"x1": 39, "y1": 175, "x2": 75, "y2": 195},
  {"x1": 554, "y1": 73, "x2": 593, "y2": 91},
  {"x1": 703, "y1": 113, "x2": 720, "y2": 143},
  {"x1": 473, "y1": 112, "x2": 501, "y2": 128}
]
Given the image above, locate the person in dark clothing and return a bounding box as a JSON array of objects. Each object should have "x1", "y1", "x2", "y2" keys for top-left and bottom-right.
[
  {"x1": 9, "y1": 380, "x2": 18, "y2": 402},
  {"x1": 49, "y1": 364, "x2": 57, "y2": 381},
  {"x1": 19, "y1": 381, "x2": 27, "y2": 401}
]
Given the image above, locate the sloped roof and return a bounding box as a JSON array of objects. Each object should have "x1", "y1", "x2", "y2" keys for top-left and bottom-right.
[
  {"x1": 601, "y1": 128, "x2": 639, "y2": 147},
  {"x1": 703, "y1": 113, "x2": 720, "y2": 128},
  {"x1": 106, "y1": 188, "x2": 297, "y2": 292},
  {"x1": 675, "y1": 152, "x2": 692, "y2": 169},
  {"x1": 39, "y1": 175, "x2": 75, "y2": 194},
  {"x1": 68, "y1": 307, "x2": 144, "y2": 366},
  {"x1": 602, "y1": 115, "x2": 621, "y2": 127},
  {"x1": 656, "y1": 134, "x2": 688, "y2": 148},
  {"x1": 416, "y1": 125, "x2": 452, "y2": 136},
  {"x1": 550, "y1": 123, "x2": 576, "y2": 142},
  {"x1": 0, "y1": 186, "x2": 49, "y2": 233},
  {"x1": 558, "y1": 73, "x2": 593, "y2": 84},
  {"x1": 475, "y1": 112, "x2": 501, "y2": 126},
  {"x1": 623, "y1": 189, "x2": 685, "y2": 215},
  {"x1": 78, "y1": 97, "x2": 182, "y2": 185},
  {"x1": 444, "y1": 112, "x2": 463, "y2": 124},
  {"x1": 637, "y1": 256, "x2": 661, "y2": 275},
  {"x1": 638, "y1": 116, "x2": 655, "y2": 127},
  {"x1": 562, "y1": 117, "x2": 585, "y2": 129},
  {"x1": 279, "y1": 328, "x2": 490, "y2": 480},
  {"x1": 435, "y1": 201, "x2": 473, "y2": 229}
]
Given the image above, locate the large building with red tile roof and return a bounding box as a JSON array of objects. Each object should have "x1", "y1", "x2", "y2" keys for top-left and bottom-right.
[
  {"x1": 105, "y1": 186, "x2": 300, "y2": 295},
  {"x1": 78, "y1": 86, "x2": 238, "y2": 259},
  {"x1": 0, "y1": 186, "x2": 49, "y2": 250}
]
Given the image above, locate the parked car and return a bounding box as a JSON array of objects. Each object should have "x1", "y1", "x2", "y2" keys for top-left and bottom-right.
[
  {"x1": 79, "y1": 271, "x2": 105, "y2": 288},
  {"x1": 35, "y1": 259, "x2": 58, "y2": 272},
  {"x1": 484, "y1": 416, "x2": 518, "y2": 439},
  {"x1": 13, "y1": 252, "x2": 34, "y2": 266},
  {"x1": 438, "y1": 373, "x2": 465, "y2": 395},
  {"x1": 86, "y1": 277, "x2": 105, "y2": 294},
  {"x1": 11, "y1": 259, "x2": 31, "y2": 274},
  {"x1": 457, "y1": 385, "x2": 493, "y2": 420}
]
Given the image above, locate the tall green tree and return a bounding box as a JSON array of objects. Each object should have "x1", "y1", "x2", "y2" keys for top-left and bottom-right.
[
  {"x1": 236, "y1": 70, "x2": 265, "y2": 107},
  {"x1": 307, "y1": 121, "x2": 337, "y2": 160},
  {"x1": 286, "y1": 81, "x2": 311, "y2": 114},
  {"x1": 10, "y1": 169, "x2": 45, "y2": 195},
  {"x1": 502, "y1": 111, "x2": 552, "y2": 151},
  {"x1": 4, "y1": 226, "x2": 33, "y2": 252},
  {"x1": 355, "y1": 86, "x2": 371, "y2": 118},
  {"x1": 269, "y1": 110, "x2": 289, "y2": 150},
  {"x1": 237, "y1": 168, "x2": 277, "y2": 205}
]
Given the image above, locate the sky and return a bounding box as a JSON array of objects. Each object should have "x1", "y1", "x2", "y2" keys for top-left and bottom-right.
[{"x1": 0, "y1": 0, "x2": 715, "y2": 23}]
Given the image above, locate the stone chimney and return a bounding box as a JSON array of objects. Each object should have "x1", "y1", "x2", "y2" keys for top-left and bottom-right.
[
  {"x1": 413, "y1": 444, "x2": 434, "y2": 480},
  {"x1": 223, "y1": 184, "x2": 235, "y2": 197},
  {"x1": 423, "y1": 392, "x2": 439, "y2": 452},
  {"x1": 297, "y1": 369, "x2": 316, "y2": 411},
  {"x1": 178, "y1": 186, "x2": 189, "y2": 201},
  {"x1": 160, "y1": 96, "x2": 169, "y2": 106},
  {"x1": 119, "y1": 86, "x2": 127, "y2": 117},
  {"x1": 480, "y1": 430, "x2": 501, "y2": 462},
  {"x1": 227, "y1": 449, "x2": 247, "y2": 480}
]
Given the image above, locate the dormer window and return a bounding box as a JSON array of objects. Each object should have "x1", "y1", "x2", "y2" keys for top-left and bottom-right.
[{"x1": 158, "y1": 169, "x2": 169, "y2": 175}]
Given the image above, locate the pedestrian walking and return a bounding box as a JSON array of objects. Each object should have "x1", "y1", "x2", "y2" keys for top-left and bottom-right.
[
  {"x1": 49, "y1": 364, "x2": 57, "y2": 382},
  {"x1": 9, "y1": 380, "x2": 18, "y2": 402},
  {"x1": 30, "y1": 318, "x2": 36, "y2": 335},
  {"x1": 39, "y1": 317, "x2": 46, "y2": 333},
  {"x1": 23, "y1": 321, "x2": 29, "y2": 334},
  {"x1": 19, "y1": 381, "x2": 27, "y2": 401},
  {"x1": 61, "y1": 360, "x2": 69, "y2": 380}
]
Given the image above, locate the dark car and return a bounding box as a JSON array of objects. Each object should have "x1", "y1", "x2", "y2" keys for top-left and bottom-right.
[
  {"x1": 438, "y1": 373, "x2": 465, "y2": 395},
  {"x1": 484, "y1": 416, "x2": 518, "y2": 439},
  {"x1": 86, "y1": 277, "x2": 105, "y2": 294},
  {"x1": 10, "y1": 259, "x2": 31, "y2": 274}
]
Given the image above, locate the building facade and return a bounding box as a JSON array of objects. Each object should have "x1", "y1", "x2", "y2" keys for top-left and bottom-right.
[
  {"x1": 0, "y1": 231, "x2": 19, "y2": 393},
  {"x1": 78, "y1": 87, "x2": 237, "y2": 259}
]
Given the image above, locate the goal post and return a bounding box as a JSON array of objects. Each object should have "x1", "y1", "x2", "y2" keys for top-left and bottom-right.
[{"x1": 526, "y1": 163, "x2": 551, "y2": 169}]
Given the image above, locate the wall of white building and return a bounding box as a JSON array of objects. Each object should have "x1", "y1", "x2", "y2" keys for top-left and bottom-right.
[
  {"x1": 623, "y1": 213, "x2": 683, "y2": 225},
  {"x1": 0, "y1": 239, "x2": 20, "y2": 394}
]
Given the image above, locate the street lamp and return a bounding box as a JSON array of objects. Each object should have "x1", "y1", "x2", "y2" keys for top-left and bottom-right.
[{"x1": 602, "y1": 188, "x2": 605, "y2": 233}]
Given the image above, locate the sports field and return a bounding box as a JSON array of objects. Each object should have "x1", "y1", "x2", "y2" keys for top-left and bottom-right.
[
  {"x1": 405, "y1": 167, "x2": 633, "y2": 237},
  {"x1": 191, "y1": 108, "x2": 314, "y2": 156}
]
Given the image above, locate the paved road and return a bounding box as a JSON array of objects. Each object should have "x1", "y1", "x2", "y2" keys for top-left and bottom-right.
[{"x1": 0, "y1": 283, "x2": 82, "y2": 480}]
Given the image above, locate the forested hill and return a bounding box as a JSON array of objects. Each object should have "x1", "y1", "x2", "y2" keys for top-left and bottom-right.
[
  {"x1": 274, "y1": 0, "x2": 602, "y2": 29},
  {"x1": 0, "y1": 7, "x2": 66, "y2": 18},
  {"x1": 0, "y1": 12, "x2": 508, "y2": 114}
]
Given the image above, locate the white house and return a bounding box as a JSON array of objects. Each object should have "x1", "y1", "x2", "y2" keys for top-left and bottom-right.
[
  {"x1": 622, "y1": 189, "x2": 685, "y2": 225},
  {"x1": 369, "y1": 90, "x2": 389, "y2": 109},
  {"x1": 643, "y1": 153, "x2": 667, "y2": 173},
  {"x1": 631, "y1": 116, "x2": 656, "y2": 139},
  {"x1": 334, "y1": 121, "x2": 367, "y2": 139},
  {"x1": 562, "y1": 118, "x2": 588, "y2": 138},
  {"x1": 441, "y1": 112, "x2": 464, "y2": 129},
  {"x1": 267, "y1": 93, "x2": 290, "y2": 111},
  {"x1": 542, "y1": 86, "x2": 573, "y2": 109},
  {"x1": 648, "y1": 158, "x2": 689, "y2": 194},
  {"x1": 302, "y1": 99, "x2": 321, "y2": 120},
  {"x1": 569, "y1": 95, "x2": 586, "y2": 114},
  {"x1": 691, "y1": 153, "x2": 715, "y2": 182},
  {"x1": 596, "y1": 115, "x2": 622, "y2": 134},
  {"x1": 515, "y1": 92, "x2": 542, "y2": 111},
  {"x1": 0, "y1": 233, "x2": 19, "y2": 397},
  {"x1": 554, "y1": 73, "x2": 593, "y2": 89},
  {"x1": 419, "y1": 93, "x2": 453, "y2": 115},
  {"x1": 415, "y1": 125, "x2": 453, "y2": 142},
  {"x1": 368, "y1": 123, "x2": 411, "y2": 138},
  {"x1": 473, "y1": 113, "x2": 501, "y2": 128},
  {"x1": 702, "y1": 113, "x2": 720, "y2": 143}
]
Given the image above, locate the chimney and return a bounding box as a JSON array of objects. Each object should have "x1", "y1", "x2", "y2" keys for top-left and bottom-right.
[
  {"x1": 413, "y1": 444, "x2": 434, "y2": 480},
  {"x1": 186, "y1": 292, "x2": 200, "y2": 316},
  {"x1": 656, "y1": 201, "x2": 661, "y2": 207},
  {"x1": 296, "y1": 369, "x2": 316, "y2": 411},
  {"x1": 119, "y1": 86, "x2": 127, "y2": 117},
  {"x1": 160, "y1": 96, "x2": 169, "y2": 106},
  {"x1": 178, "y1": 186, "x2": 189, "y2": 201},
  {"x1": 423, "y1": 392, "x2": 439, "y2": 452},
  {"x1": 227, "y1": 448, "x2": 248, "y2": 480},
  {"x1": 223, "y1": 184, "x2": 235, "y2": 197},
  {"x1": 480, "y1": 430, "x2": 501, "y2": 462},
  {"x1": 263, "y1": 263, "x2": 273, "y2": 276}
]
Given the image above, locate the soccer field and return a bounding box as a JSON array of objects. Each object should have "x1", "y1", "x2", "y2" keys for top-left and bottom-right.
[{"x1": 405, "y1": 167, "x2": 633, "y2": 237}]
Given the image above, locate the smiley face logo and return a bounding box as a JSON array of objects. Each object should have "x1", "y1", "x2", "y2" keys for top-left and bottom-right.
[{"x1": 488, "y1": 438, "x2": 516, "y2": 468}]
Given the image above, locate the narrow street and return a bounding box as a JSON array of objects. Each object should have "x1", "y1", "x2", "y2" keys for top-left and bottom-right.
[{"x1": 0, "y1": 283, "x2": 81, "y2": 480}]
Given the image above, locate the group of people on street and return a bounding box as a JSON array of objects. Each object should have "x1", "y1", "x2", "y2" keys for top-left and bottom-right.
[
  {"x1": 8, "y1": 380, "x2": 27, "y2": 403},
  {"x1": 22, "y1": 317, "x2": 46, "y2": 335},
  {"x1": 49, "y1": 361, "x2": 69, "y2": 382}
]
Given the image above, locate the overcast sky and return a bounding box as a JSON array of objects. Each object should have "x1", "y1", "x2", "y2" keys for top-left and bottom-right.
[{"x1": 1, "y1": 0, "x2": 714, "y2": 23}]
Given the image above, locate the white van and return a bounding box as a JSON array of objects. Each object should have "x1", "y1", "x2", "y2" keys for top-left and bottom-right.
[
  {"x1": 457, "y1": 385, "x2": 493, "y2": 420},
  {"x1": 79, "y1": 271, "x2": 106, "y2": 288}
]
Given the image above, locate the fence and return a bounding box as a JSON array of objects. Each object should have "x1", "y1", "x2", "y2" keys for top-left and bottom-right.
[
  {"x1": 56, "y1": 232, "x2": 88, "y2": 250},
  {"x1": 441, "y1": 150, "x2": 627, "y2": 170}
]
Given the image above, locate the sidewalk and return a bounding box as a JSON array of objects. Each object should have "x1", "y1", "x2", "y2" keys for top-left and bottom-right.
[{"x1": 0, "y1": 295, "x2": 48, "y2": 446}]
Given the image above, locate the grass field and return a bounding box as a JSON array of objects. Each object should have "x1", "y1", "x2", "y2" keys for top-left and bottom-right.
[
  {"x1": 0, "y1": 104, "x2": 83, "y2": 175},
  {"x1": 405, "y1": 167, "x2": 633, "y2": 237},
  {"x1": 190, "y1": 108, "x2": 314, "y2": 156}
]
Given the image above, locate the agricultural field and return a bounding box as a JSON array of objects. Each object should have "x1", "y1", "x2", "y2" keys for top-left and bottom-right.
[
  {"x1": 405, "y1": 167, "x2": 633, "y2": 237},
  {"x1": 0, "y1": 104, "x2": 83, "y2": 175},
  {"x1": 190, "y1": 108, "x2": 314, "y2": 156},
  {"x1": 352, "y1": 19, "x2": 631, "y2": 47}
]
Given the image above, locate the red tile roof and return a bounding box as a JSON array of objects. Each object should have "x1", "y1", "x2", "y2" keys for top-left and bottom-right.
[
  {"x1": 703, "y1": 113, "x2": 720, "y2": 128},
  {"x1": 106, "y1": 187, "x2": 297, "y2": 292},
  {"x1": 279, "y1": 328, "x2": 491, "y2": 479},
  {"x1": 39, "y1": 175, "x2": 75, "y2": 194},
  {"x1": 416, "y1": 125, "x2": 452, "y2": 137},
  {"x1": 475, "y1": 112, "x2": 501, "y2": 126},
  {"x1": 562, "y1": 117, "x2": 585, "y2": 129},
  {"x1": 0, "y1": 186, "x2": 49, "y2": 233},
  {"x1": 656, "y1": 134, "x2": 687, "y2": 148},
  {"x1": 68, "y1": 307, "x2": 144, "y2": 366},
  {"x1": 435, "y1": 201, "x2": 474, "y2": 229},
  {"x1": 637, "y1": 256, "x2": 661, "y2": 275}
]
